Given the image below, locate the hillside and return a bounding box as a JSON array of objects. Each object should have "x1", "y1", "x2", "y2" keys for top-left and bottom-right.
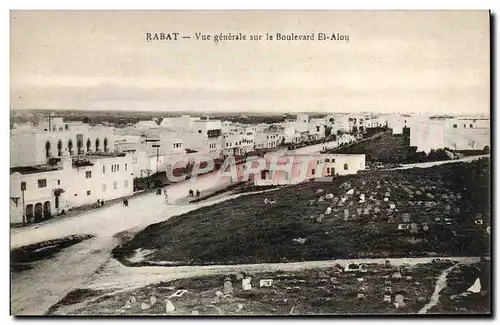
[
  {"x1": 112, "y1": 158, "x2": 490, "y2": 266},
  {"x1": 328, "y1": 131, "x2": 419, "y2": 164}
]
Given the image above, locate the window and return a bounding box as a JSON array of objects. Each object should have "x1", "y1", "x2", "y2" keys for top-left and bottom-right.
[
  {"x1": 103, "y1": 166, "x2": 106, "y2": 174},
  {"x1": 113, "y1": 181, "x2": 118, "y2": 190},
  {"x1": 57, "y1": 180, "x2": 60, "y2": 185},
  {"x1": 87, "y1": 190, "x2": 91, "y2": 195},
  {"x1": 125, "y1": 163, "x2": 128, "y2": 171},
  {"x1": 38, "y1": 179, "x2": 47, "y2": 188},
  {"x1": 85, "y1": 171, "x2": 92, "y2": 179},
  {"x1": 117, "y1": 164, "x2": 120, "y2": 172},
  {"x1": 453, "y1": 124, "x2": 457, "y2": 128},
  {"x1": 327, "y1": 167, "x2": 330, "y2": 174},
  {"x1": 124, "y1": 180, "x2": 129, "y2": 188},
  {"x1": 470, "y1": 124, "x2": 474, "y2": 128},
  {"x1": 45, "y1": 141, "x2": 51, "y2": 158},
  {"x1": 344, "y1": 163, "x2": 348, "y2": 170},
  {"x1": 332, "y1": 159, "x2": 336, "y2": 163},
  {"x1": 325, "y1": 159, "x2": 330, "y2": 163},
  {"x1": 57, "y1": 140, "x2": 63, "y2": 156},
  {"x1": 102, "y1": 184, "x2": 107, "y2": 191},
  {"x1": 464, "y1": 124, "x2": 467, "y2": 128},
  {"x1": 312, "y1": 168, "x2": 315, "y2": 175}
]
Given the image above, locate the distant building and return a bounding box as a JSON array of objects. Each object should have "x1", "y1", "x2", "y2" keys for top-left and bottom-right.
[
  {"x1": 10, "y1": 117, "x2": 116, "y2": 168},
  {"x1": 410, "y1": 117, "x2": 490, "y2": 152},
  {"x1": 254, "y1": 152, "x2": 365, "y2": 186}
]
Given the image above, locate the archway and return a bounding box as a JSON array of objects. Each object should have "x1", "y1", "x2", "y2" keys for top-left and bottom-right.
[
  {"x1": 45, "y1": 141, "x2": 51, "y2": 158},
  {"x1": 77, "y1": 139, "x2": 83, "y2": 155},
  {"x1": 34, "y1": 203, "x2": 43, "y2": 222},
  {"x1": 86, "y1": 138, "x2": 91, "y2": 152},
  {"x1": 43, "y1": 201, "x2": 51, "y2": 219},
  {"x1": 25, "y1": 204, "x2": 34, "y2": 223},
  {"x1": 104, "y1": 138, "x2": 108, "y2": 153},
  {"x1": 57, "y1": 140, "x2": 63, "y2": 156},
  {"x1": 68, "y1": 139, "x2": 74, "y2": 155},
  {"x1": 95, "y1": 138, "x2": 100, "y2": 152}
]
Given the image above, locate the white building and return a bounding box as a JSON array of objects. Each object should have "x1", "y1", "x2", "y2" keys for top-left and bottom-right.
[
  {"x1": 134, "y1": 119, "x2": 159, "y2": 129},
  {"x1": 10, "y1": 151, "x2": 133, "y2": 224},
  {"x1": 159, "y1": 115, "x2": 201, "y2": 130},
  {"x1": 190, "y1": 119, "x2": 223, "y2": 157},
  {"x1": 410, "y1": 117, "x2": 490, "y2": 152},
  {"x1": 253, "y1": 152, "x2": 365, "y2": 186}
]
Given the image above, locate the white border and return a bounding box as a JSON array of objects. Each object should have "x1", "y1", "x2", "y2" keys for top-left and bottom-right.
[{"x1": 2, "y1": 1, "x2": 498, "y2": 325}]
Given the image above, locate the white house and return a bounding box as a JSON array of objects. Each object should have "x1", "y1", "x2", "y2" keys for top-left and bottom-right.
[
  {"x1": 10, "y1": 151, "x2": 133, "y2": 224},
  {"x1": 253, "y1": 152, "x2": 365, "y2": 186},
  {"x1": 410, "y1": 117, "x2": 490, "y2": 152}
]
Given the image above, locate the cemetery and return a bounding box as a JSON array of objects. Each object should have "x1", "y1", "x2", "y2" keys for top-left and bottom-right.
[
  {"x1": 48, "y1": 259, "x2": 489, "y2": 315},
  {"x1": 112, "y1": 158, "x2": 490, "y2": 266}
]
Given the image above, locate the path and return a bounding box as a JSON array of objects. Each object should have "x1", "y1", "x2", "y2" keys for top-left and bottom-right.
[
  {"x1": 418, "y1": 263, "x2": 460, "y2": 314},
  {"x1": 393, "y1": 154, "x2": 489, "y2": 170},
  {"x1": 10, "y1": 188, "x2": 276, "y2": 315},
  {"x1": 84, "y1": 256, "x2": 480, "y2": 292}
]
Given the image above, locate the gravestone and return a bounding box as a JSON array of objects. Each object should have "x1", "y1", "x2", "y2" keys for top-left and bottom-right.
[
  {"x1": 165, "y1": 300, "x2": 175, "y2": 313},
  {"x1": 223, "y1": 277, "x2": 234, "y2": 295},
  {"x1": 150, "y1": 296, "x2": 157, "y2": 306},
  {"x1": 241, "y1": 278, "x2": 252, "y2": 291}
]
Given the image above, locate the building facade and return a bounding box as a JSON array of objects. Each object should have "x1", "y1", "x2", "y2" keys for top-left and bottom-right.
[
  {"x1": 11, "y1": 119, "x2": 115, "y2": 167},
  {"x1": 10, "y1": 151, "x2": 133, "y2": 224}
]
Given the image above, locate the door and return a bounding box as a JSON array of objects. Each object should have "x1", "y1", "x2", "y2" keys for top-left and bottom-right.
[
  {"x1": 25, "y1": 204, "x2": 34, "y2": 223},
  {"x1": 34, "y1": 203, "x2": 43, "y2": 222},
  {"x1": 43, "y1": 201, "x2": 51, "y2": 219}
]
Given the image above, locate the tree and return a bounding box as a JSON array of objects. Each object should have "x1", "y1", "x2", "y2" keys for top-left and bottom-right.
[{"x1": 83, "y1": 116, "x2": 90, "y2": 124}]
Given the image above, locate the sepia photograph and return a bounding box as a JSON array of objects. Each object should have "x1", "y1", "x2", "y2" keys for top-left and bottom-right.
[{"x1": 9, "y1": 9, "x2": 491, "y2": 316}]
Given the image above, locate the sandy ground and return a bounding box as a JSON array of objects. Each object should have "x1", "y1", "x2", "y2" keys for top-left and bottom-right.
[
  {"x1": 393, "y1": 154, "x2": 489, "y2": 170},
  {"x1": 10, "y1": 187, "x2": 277, "y2": 315},
  {"x1": 10, "y1": 154, "x2": 488, "y2": 315}
]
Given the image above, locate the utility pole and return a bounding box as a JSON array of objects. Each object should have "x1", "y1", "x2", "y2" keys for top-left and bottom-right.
[{"x1": 21, "y1": 181, "x2": 26, "y2": 224}]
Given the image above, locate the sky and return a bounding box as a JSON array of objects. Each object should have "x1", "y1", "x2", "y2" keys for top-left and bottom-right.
[{"x1": 10, "y1": 10, "x2": 490, "y2": 114}]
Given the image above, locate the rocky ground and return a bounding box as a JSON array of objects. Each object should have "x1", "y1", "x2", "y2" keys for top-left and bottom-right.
[
  {"x1": 429, "y1": 259, "x2": 490, "y2": 314},
  {"x1": 47, "y1": 259, "x2": 490, "y2": 316},
  {"x1": 112, "y1": 158, "x2": 490, "y2": 266}
]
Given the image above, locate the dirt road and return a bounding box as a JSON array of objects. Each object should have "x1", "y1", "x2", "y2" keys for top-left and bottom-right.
[
  {"x1": 393, "y1": 154, "x2": 489, "y2": 170},
  {"x1": 10, "y1": 189, "x2": 276, "y2": 315}
]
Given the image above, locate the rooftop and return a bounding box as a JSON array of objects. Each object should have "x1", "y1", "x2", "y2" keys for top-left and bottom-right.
[{"x1": 10, "y1": 165, "x2": 61, "y2": 175}]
